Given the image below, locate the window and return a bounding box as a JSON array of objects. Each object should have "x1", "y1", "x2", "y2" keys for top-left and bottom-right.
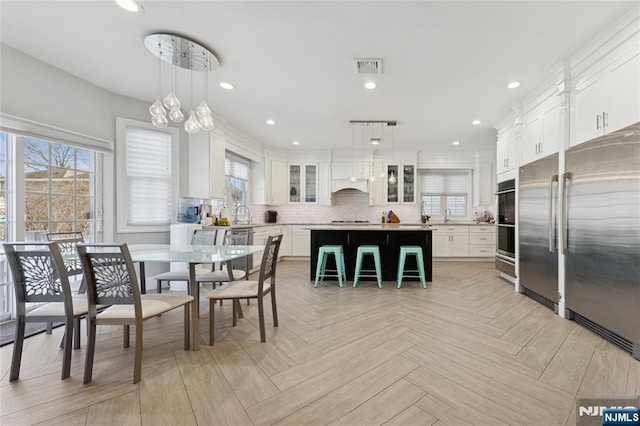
[
  {"x1": 225, "y1": 152, "x2": 250, "y2": 211},
  {"x1": 420, "y1": 170, "x2": 471, "y2": 218},
  {"x1": 116, "y1": 118, "x2": 179, "y2": 233}
]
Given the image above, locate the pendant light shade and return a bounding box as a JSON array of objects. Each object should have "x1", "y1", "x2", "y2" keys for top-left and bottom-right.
[
  {"x1": 388, "y1": 170, "x2": 397, "y2": 185},
  {"x1": 145, "y1": 33, "x2": 220, "y2": 134}
]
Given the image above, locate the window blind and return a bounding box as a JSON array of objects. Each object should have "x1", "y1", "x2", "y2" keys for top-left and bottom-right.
[
  {"x1": 420, "y1": 170, "x2": 469, "y2": 194},
  {"x1": 125, "y1": 126, "x2": 172, "y2": 226},
  {"x1": 225, "y1": 154, "x2": 249, "y2": 180}
]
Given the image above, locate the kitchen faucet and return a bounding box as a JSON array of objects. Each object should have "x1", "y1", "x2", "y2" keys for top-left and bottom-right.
[
  {"x1": 444, "y1": 208, "x2": 452, "y2": 223},
  {"x1": 232, "y1": 203, "x2": 252, "y2": 224}
]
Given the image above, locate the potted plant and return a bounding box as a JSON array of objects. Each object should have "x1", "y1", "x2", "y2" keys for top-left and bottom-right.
[{"x1": 420, "y1": 214, "x2": 430, "y2": 224}]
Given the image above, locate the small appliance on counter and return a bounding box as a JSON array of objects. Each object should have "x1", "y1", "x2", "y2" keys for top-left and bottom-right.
[{"x1": 265, "y1": 210, "x2": 278, "y2": 223}]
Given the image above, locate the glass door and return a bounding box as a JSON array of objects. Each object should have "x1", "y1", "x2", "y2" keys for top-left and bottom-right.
[
  {"x1": 387, "y1": 165, "x2": 399, "y2": 202},
  {"x1": 304, "y1": 164, "x2": 317, "y2": 202},
  {"x1": 403, "y1": 165, "x2": 415, "y2": 203},
  {"x1": 289, "y1": 165, "x2": 301, "y2": 203}
]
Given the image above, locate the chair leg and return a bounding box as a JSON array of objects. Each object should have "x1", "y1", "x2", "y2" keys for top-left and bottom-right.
[
  {"x1": 156, "y1": 280, "x2": 162, "y2": 294},
  {"x1": 133, "y1": 321, "x2": 143, "y2": 384},
  {"x1": 123, "y1": 325, "x2": 130, "y2": 348},
  {"x1": 232, "y1": 300, "x2": 237, "y2": 327},
  {"x1": 184, "y1": 303, "x2": 190, "y2": 351},
  {"x1": 46, "y1": 322, "x2": 53, "y2": 334},
  {"x1": 83, "y1": 320, "x2": 97, "y2": 384},
  {"x1": 314, "y1": 252, "x2": 325, "y2": 287},
  {"x1": 271, "y1": 289, "x2": 278, "y2": 327},
  {"x1": 73, "y1": 316, "x2": 82, "y2": 349},
  {"x1": 209, "y1": 299, "x2": 216, "y2": 346},
  {"x1": 10, "y1": 319, "x2": 26, "y2": 381},
  {"x1": 61, "y1": 317, "x2": 73, "y2": 380},
  {"x1": 257, "y1": 297, "x2": 266, "y2": 342}
]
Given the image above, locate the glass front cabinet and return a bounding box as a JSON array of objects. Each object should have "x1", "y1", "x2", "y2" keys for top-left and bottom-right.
[
  {"x1": 289, "y1": 163, "x2": 317, "y2": 203},
  {"x1": 385, "y1": 164, "x2": 415, "y2": 204}
]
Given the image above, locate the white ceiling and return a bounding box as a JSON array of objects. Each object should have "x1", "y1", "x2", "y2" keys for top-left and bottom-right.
[{"x1": 0, "y1": 1, "x2": 636, "y2": 154}]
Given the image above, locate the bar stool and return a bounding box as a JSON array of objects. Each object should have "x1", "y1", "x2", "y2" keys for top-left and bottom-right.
[
  {"x1": 397, "y1": 246, "x2": 426, "y2": 288},
  {"x1": 353, "y1": 245, "x2": 382, "y2": 288},
  {"x1": 315, "y1": 245, "x2": 347, "y2": 287}
]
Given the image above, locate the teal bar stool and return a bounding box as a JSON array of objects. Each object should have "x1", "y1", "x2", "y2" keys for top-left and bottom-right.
[
  {"x1": 397, "y1": 246, "x2": 426, "y2": 288},
  {"x1": 353, "y1": 245, "x2": 382, "y2": 288},
  {"x1": 315, "y1": 245, "x2": 347, "y2": 288}
]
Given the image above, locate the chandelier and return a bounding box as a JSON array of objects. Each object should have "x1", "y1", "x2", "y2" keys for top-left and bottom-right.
[{"x1": 144, "y1": 33, "x2": 220, "y2": 134}]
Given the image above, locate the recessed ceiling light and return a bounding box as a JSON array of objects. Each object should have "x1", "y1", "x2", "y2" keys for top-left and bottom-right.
[
  {"x1": 472, "y1": 119, "x2": 481, "y2": 125},
  {"x1": 292, "y1": 141, "x2": 300, "y2": 145},
  {"x1": 370, "y1": 138, "x2": 381, "y2": 145},
  {"x1": 452, "y1": 140, "x2": 461, "y2": 146},
  {"x1": 507, "y1": 81, "x2": 521, "y2": 89},
  {"x1": 115, "y1": 0, "x2": 143, "y2": 12},
  {"x1": 219, "y1": 82, "x2": 235, "y2": 90},
  {"x1": 266, "y1": 119, "x2": 276, "y2": 126},
  {"x1": 364, "y1": 81, "x2": 377, "y2": 90}
]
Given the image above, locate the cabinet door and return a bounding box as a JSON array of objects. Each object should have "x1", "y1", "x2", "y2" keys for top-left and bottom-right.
[
  {"x1": 432, "y1": 233, "x2": 449, "y2": 256},
  {"x1": 270, "y1": 160, "x2": 287, "y2": 204},
  {"x1": 572, "y1": 75, "x2": 605, "y2": 147},
  {"x1": 450, "y1": 234, "x2": 470, "y2": 256},
  {"x1": 291, "y1": 226, "x2": 310, "y2": 256},
  {"x1": 605, "y1": 49, "x2": 640, "y2": 134},
  {"x1": 304, "y1": 164, "x2": 317, "y2": 203},
  {"x1": 318, "y1": 162, "x2": 332, "y2": 205},
  {"x1": 522, "y1": 113, "x2": 542, "y2": 166},
  {"x1": 402, "y1": 165, "x2": 415, "y2": 203},
  {"x1": 496, "y1": 137, "x2": 509, "y2": 174},
  {"x1": 386, "y1": 165, "x2": 399, "y2": 203},
  {"x1": 541, "y1": 102, "x2": 561, "y2": 158},
  {"x1": 289, "y1": 165, "x2": 301, "y2": 203}
]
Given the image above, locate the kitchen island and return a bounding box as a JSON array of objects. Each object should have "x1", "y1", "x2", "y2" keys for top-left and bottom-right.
[{"x1": 309, "y1": 225, "x2": 433, "y2": 283}]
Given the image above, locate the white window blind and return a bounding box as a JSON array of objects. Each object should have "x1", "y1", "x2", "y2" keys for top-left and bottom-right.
[
  {"x1": 225, "y1": 155, "x2": 249, "y2": 180},
  {"x1": 125, "y1": 126, "x2": 172, "y2": 226},
  {"x1": 420, "y1": 170, "x2": 470, "y2": 217}
]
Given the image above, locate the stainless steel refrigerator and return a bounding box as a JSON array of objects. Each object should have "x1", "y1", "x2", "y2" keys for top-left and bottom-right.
[
  {"x1": 563, "y1": 122, "x2": 640, "y2": 358},
  {"x1": 519, "y1": 154, "x2": 559, "y2": 310}
]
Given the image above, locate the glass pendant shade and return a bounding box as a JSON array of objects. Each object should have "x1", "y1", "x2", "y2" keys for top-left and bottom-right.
[
  {"x1": 168, "y1": 107, "x2": 185, "y2": 122},
  {"x1": 184, "y1": 110, "x2": 202, "y2": 134},
  {"x1": 198, "y1": 114, "x2": 215, "y2": 131},
  {"x1": 151, "y1": 113, "x2": 168, "y2": 128},
  {"x1": 149, "y1": 97, "x2": 166, "y2": 117},
  {"x1": 163, "y1": 91, "x2": 181, "y2": 109},
  {"x1": 195, "y1": 99, "x2": 213, "y2": 119},
  {"x1": 388, "y1": 171, "x2": 397, "y2": 185}
]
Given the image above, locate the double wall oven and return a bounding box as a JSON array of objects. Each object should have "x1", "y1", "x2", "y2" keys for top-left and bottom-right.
[{"x1": 495, "y1": 179, "x2": 516, "y2": 278}]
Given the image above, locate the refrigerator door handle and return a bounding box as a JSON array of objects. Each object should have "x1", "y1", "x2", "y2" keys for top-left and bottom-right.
[
  {"x1": 549, "y1": 174, "x2": 558, "y2": 253},
  {"x1": 561, "y1": 172, "x2": 571, "y2": 255}
]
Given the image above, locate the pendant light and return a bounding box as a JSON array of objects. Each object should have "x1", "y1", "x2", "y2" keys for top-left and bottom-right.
[
  {"x1": 144, "y1": 33, "x2": 220, "y2": 134},
  {"x1": 388, "y1": 125, "x2": 397, "y2": 185}
]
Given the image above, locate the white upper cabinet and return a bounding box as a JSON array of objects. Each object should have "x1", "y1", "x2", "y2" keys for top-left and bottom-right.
[
  {"x1": 188, "y1": 126, "x2": 225, "y2": 199},
  {"x1": 497, "y1": 126, "x2": 519, "y2": 176},
  {"x1": 384, "y1": 163, "x2": 416, "y2": 204},
  {"x1": 318, "y1": 162, "x2": 332, "y2": 205},
  {"x1": 288, "y1": 163, "x2": 318, "y2": 204},
  {"x1": 572, "y1": 38, "x2": 640, "y2": 147},
  {"x1": 268, "y1": 159, "x2": 287, "y2": 205},
  {"x1": 521, "y1": 95, "x2": 562, "y2": 166}
]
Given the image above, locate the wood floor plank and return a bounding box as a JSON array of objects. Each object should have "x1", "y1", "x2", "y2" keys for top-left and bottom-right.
[
  {"x1": 173, "y1": 349, "x2": 254, "y2": 426},
  {"x1": 86, "y1": 391, "x2": 141, "y2": 425},
  {"x1": 539, "y1": 326, "x2": 601, "y2": 394},
  {"x1": 413, "y1": 394, "x2": 474, "y2": 425},
  {"x1": 577, "y1": 340, "x2": 632, "y2": 398},
  {"x1": 246, "y1": 337, "x2": 415, "y2": 426},
  {"x1": 516, "y1": 314, "x2": 576, "y2": 373},
  {"x1": 382, "y1": 404, "x2": 437, "y2": 426},
  {"x1": 499, "y1": 303, "x2": 552, "y2": 347},
  {"x1": 275, "y1": 358, "x2": 420, "y2": 426},
  {"x1": 329, "y1": 379, "x2": 426, "y2": 426},
  {"x1": 208, "y1": 338, "x2": 280, "y2": 408}
]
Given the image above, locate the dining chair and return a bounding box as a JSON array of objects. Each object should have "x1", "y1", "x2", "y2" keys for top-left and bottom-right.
[
  {"x1": 45, "y1": 232, "x2": 85, "y2": 343},
  {"x1": 77, "y1": 243, "x2": 193, "y2": 384},
  {"x1": 207, "y1": 234, "x2": 282, "y2": 345},
  {"x1": 152, "y1": 228, "x2": 218, "y2": 293},
  {"x1": 197, "y1": 228, "x2": 250, "y2": 286},
  {"x1": 3, "y1": 241, "x2": 89, "y2": 381}
]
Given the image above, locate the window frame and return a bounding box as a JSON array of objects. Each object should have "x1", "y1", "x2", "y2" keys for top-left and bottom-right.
[
  {"x1": 115, "y1": 118, "x2": 179, "y2": 233},
  {"x1": 419, "y1": 169, "x2": 472, "y2": 219}
]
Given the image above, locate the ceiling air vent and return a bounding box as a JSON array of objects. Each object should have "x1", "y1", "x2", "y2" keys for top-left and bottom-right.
[{"x1": 353, "y1": 58, "x2": 383, "y2": 74}]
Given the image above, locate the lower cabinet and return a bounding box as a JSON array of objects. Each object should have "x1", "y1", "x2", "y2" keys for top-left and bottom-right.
[
  {"x1": 290, "y1": 225, "x2": 311, "y2": 257},
  {"x1": 469, "y1": 226, "x2": 496, "y2": 257},
  {"x1": 433, "y1": 226, "x2": 469, "y2": 257},
  {"x1": 252, "y1": 225, "x2": 285, "y2": 270}
]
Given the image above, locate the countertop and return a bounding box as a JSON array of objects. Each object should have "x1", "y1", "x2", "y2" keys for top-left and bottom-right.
[{"x1": 202, "y1": 221, "x2": 495, "y2": 229}]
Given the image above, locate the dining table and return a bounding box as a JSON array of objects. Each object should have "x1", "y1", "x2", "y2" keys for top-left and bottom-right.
[{"x1": 104, "y1": 244, "x2": 265, "y2": 351}]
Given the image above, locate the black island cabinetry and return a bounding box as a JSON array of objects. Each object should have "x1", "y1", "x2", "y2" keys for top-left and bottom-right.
[{"x1": 310, "y1": 227, "x2": 433, "y2": 283}]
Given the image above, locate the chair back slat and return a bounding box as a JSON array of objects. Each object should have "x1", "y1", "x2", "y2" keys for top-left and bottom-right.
[
  {"x1": 46, "y1": 232, "x2": 84, "y2": 277},
  {"x1": 223, "y1": 228, "x2": 250, "y2": 246},
  {"x1": 3, "y1": 242, "x2": 71, "y2": 305},
  {"x1": 258, "y1": 234, "x2": 283, "y2": 294},
  {"x1": 77, "y1": 244, "x2": 141, "y2": 308},
  {"x1": 191, "y1": 229, "x2": 218, "y2": 245}
]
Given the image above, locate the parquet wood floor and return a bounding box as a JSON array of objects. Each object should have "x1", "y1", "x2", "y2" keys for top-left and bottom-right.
[{"x1": 1, "y1": 260, "x2": 638, "y2": 425}]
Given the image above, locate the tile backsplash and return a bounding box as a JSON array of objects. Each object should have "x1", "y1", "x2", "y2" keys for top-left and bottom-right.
[{"x1": 251, "y1": 189, "x2": 422, "y2": 224}]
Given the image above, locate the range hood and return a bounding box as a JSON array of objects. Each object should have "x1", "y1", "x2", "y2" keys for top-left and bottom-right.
[{"x1": 331, "y1": 179, "x2": 369, "y2": 193}]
